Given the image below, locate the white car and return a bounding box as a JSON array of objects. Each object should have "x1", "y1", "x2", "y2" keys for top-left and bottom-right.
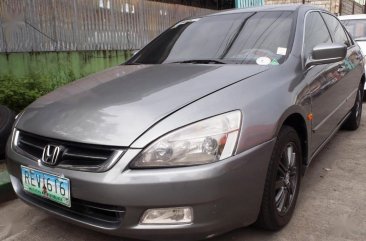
[{"x1": 339, "y1": 14, "x2": 366, "y2": 91}]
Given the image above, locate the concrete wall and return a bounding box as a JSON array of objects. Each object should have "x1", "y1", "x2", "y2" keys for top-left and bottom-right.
[{"x1": 340, "y1": 0, "x2": 365, "y2": 14}]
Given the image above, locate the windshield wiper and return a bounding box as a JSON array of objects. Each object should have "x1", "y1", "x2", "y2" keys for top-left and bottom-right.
[
  {"x1": 169, "y1": 59, "x2": 227, "y2": 64},
  {"x1": 220, "y1": 12, "x2": 257, "y2": 59}
]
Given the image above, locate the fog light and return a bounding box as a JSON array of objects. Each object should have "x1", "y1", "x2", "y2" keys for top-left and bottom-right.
[{"x1": 140, "y1": 207, "x2": 193, "y2": 225}]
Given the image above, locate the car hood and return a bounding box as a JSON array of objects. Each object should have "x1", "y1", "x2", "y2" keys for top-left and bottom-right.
[{"x1": 16, "y1": 64, "x2": 268, "y2": 147}]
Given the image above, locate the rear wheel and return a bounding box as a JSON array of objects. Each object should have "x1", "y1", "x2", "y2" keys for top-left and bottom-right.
[
  {"x1": 343, "y1": 82, "x2": 364, "y2": 131},
  {"x1": 256, "y1": 126, "x2": 302, "y2": 230}
]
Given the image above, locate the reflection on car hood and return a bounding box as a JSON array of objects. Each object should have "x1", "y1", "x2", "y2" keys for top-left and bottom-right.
[{"x1": 17, "y1": 64, "x2": 268, "y2": 146}]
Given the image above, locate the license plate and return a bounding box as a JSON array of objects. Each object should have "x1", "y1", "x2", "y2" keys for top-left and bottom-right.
[{"x1": 21, "y1": 166, "x2": 71, "y2": 207}]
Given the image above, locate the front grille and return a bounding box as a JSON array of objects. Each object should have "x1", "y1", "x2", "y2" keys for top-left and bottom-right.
[
  {"x1": 17, "y1": 132, "x2": 46, "y2": 159},
  {"x1": 15, "y1": 131, "x2": 124, "y2": 172}
]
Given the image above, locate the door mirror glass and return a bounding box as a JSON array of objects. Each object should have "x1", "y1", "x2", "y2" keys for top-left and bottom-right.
[{"x1": 305, "y1": 43, "x2": 347, "y2": 68}]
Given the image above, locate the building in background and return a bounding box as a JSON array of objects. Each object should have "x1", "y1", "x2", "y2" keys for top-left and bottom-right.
[
  {"x1": 235, "y1": 0, "x2": 264, "y2": 8},
  {"x1": 265, "y1": 0, "x2": 365, "y2": 15},
  {"x1": 150, "y1": 0, "x2": 365, "y2": 14},
  {"x1": 149, "y1": 0, "x2": 235, "y2": 9},
  {"x1": 150, "y1": 0, "x2": 264, "y2": 9}
]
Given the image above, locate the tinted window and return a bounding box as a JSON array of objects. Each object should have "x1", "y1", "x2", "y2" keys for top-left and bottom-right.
[
  {"x1": 341, "y1": 19, "x2": 366, "y2": 39},
  {"x1": 304, "y1": 12, "x2": 332, "y2": 58},
  {"x1": 129, "y1": 11, "x2": 294, "y2": 65},
  {"x1": 322, "y1": 13, "x2": 350, "y2": 46}
]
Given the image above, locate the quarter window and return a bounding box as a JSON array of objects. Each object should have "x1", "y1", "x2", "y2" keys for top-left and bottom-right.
[
  {"x1": 322, "y1": 13, "x2": 350, "y2": 46},
  {"x1": 304, "y1": 12, "x2": 332, "y2": 59}
]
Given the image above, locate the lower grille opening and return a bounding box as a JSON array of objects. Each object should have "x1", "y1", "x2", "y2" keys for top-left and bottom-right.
[
  {"x1": 28, "y1": 192, "x2": 125, "y2": 226},
  {"x1": 70, "y1": 198, "x2": 125, "y2": 224}
]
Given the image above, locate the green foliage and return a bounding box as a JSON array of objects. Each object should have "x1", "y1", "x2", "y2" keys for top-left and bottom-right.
[
  {"x1": 0, "y1": 72, "x2": 76, "y2": 113},
  {"x1": 0, "y1": 50, "x2": 130, "y2": 113}
]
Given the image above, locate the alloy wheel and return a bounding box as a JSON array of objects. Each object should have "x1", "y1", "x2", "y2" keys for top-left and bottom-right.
[{"x1": 275, "y1": 143, "x2": 298, "y2": 216}]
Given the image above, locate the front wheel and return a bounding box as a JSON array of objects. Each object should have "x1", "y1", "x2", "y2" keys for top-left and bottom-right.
[
  {"x1": 256, "y1": 126, "x2": 302, "y2": 230},
  {"x1": 343, "y1": 82, "x2": 364, "y2": 131}
]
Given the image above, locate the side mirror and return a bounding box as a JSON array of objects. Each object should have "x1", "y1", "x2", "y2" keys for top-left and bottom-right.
[{"x1": 305, "y1": 43, "x2": 347, "y2": 69}]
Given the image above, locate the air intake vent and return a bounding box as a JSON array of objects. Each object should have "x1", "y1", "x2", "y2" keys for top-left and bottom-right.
[{"x1": 28, "y1": 192, "x2": 125, "y2": 227}]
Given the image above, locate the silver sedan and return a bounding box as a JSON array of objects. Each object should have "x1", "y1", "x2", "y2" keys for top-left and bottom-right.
[{"x1": 6, "y1": 4, "x2": 364, "y2": 241}]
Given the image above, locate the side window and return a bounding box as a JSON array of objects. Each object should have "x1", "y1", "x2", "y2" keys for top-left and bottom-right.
[
  {"x1": 304, "y1": 12, "x2": 332, "y2": 59},
  {"x1": 344, "y1": 30, "x2": 354, "y2": 46},
  {"x1": 322, "y1": 13, "x2": 350, "y2": 46}
]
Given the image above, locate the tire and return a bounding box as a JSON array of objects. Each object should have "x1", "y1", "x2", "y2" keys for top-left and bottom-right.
[
  {"x1": 0, "y1": 105, "x2": 15, "y2": 159},
  {"x1": 343, "y1": 82, "x2": 364, "y2": 131},
  {"x1": 256, "y1": 126, "x2": 302, "y2": 230}
]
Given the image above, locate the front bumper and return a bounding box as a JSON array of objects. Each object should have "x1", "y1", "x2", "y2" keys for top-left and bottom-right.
[{"x1": 6, "y1": 137, "x2": 275, "y2": 241}]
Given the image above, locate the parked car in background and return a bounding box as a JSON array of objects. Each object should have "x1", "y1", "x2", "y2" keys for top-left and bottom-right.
[
  {"x1": 5, "y1": 5, "x2": 365, "y2": 241},
  {"x1": 0, "y1": 105, "x2": 15, "y2": 160},
  {"x1": 340, "y1": 14, "x2": 366, "y2": 92}
]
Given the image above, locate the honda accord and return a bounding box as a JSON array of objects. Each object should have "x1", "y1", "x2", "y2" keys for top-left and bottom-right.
[{"x1": 5, "y1": 5, "x2": 364, "y2": 241}]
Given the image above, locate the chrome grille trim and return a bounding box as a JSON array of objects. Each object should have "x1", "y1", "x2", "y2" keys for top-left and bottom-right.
[{"x1": 13, "y1": 130, "x2": 125, "y2": 172}]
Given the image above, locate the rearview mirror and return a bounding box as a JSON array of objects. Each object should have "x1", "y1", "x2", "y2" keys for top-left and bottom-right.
[{"x1": 305, "y1": 43, "x2": 347, "y2": 69}]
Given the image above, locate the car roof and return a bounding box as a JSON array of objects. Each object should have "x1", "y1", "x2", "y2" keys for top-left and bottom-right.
[
  {"x1": 339, "y1": 14, "x2": 366, "y2": 20},
  {"x1": 210, "y1": 4, "x2": 325, "y2": 16}
]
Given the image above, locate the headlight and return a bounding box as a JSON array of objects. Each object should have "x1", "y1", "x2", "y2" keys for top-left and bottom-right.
[{"x1": 131, "y1": 111, "x2": 241, "y2": 168}]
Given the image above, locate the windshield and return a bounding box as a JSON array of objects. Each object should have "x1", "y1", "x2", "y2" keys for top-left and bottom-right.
[
  {"x1": 127, "y1": 11, "x2": 295, "y2": 65},
  {"x1": 341, "y1": 19, "x2": 366, "y2": 40}
]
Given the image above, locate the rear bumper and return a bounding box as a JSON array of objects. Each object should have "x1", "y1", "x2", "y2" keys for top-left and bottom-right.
[{"x1": 6, "y1": 137, "x2": 275, "y2": 241}]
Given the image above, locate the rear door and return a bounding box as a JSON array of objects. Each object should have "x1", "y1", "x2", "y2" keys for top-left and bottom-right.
[{"x1": 322, "y1": 13, "x2": 362, "y2": 111}]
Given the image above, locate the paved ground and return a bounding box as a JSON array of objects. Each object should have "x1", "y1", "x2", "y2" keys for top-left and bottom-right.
[{"x1": 1, "y1": 106, "x2": 366, "y2": 241}]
